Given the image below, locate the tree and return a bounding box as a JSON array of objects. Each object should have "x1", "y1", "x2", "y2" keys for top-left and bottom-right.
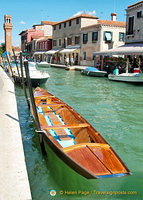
[{"x1": 0, "y1": 43, "x2": 5, "y2": 56}]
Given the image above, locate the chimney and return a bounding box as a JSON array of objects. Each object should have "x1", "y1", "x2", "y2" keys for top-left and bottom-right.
[{"x1": 111, "y1": 13, "x2": 117, "y2": 21}]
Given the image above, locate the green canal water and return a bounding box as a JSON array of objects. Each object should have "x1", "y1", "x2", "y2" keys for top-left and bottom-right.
[{"x1": 15, "y1": 67, "x2": 143, "y2": 200}]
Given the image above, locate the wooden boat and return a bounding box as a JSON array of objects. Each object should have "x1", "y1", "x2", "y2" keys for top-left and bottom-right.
[
  {"x1": 81, "y1": 67, "x2": 107, "y2": 77},
  {"x1": 33, "y1": 87, "x2": 131, "y2": 179}
]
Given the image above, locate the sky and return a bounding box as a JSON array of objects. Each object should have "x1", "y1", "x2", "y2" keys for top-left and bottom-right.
[{"x1": 0, "y1": 0, "x2": 139, "y2": 47}]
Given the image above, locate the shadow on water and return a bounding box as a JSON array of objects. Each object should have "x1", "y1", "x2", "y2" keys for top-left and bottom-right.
[{"x1": 14, "y1": 68, "x2": 143, "y2": 200}]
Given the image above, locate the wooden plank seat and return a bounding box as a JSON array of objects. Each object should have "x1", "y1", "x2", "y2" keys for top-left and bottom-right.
[{"x1": 43, "y1": 123, "x2": 90, "y2": 130}]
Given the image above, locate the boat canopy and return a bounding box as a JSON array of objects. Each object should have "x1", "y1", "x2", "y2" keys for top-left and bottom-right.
[
  {"x1": 94, "y1": 43, "x2": 143, "y2": 56},
  {"x1": 84, "y1": 67, "x2": 99, "y2": 71}
]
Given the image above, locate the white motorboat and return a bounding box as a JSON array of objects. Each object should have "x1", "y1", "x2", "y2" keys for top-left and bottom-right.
[
  {"x1": 81, "y1": 67, "x2": 107, "y2": 77},
  {"x1": 108, "y1": 73, "x2": 143, "y2": 84},
  {"x1": 36, "y1": 61, "x2": 50, "y2": 68},
  {"x1": 12, "y1": 67, "x2": 50, "y2": 87}
]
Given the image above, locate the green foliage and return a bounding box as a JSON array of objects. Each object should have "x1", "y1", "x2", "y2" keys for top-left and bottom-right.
[{"x1": 0, "y1": 43, "x2": 5, "y2": 56}]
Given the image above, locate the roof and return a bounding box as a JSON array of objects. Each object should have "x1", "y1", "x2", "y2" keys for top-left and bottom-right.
[
  {"x1": 128, "y1": 1, "x2": 143, "y2": 8},
  {"x1": 98, "y1": 20, "x2": 126, "y2": 27},
  {"x1": 82, "y1": 19, "x2": 126, "y2": 30},
  {"x1": 54, "y1": 13, "x2": 98, "y2": 25},
  {"x1": 19, "y1": 30, "x2": 27, "y2": 35},
  {"x1": 37, "y1": 36, "x2": 52, "y2": 42},
  {"x1": 41, "y1": 21, "x2": 57, "y2": 25},
  {"x1": 94, "y1": 43, "x2": 143, "y2": 56}
]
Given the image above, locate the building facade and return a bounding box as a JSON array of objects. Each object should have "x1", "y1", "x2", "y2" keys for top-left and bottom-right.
[
  {"x1": 19, "y1": 20, "x2": 56, "y2": 55},
  {"x1": 126, "y1": 1, "x2": 143, "y2": 44},
  {"x1": 81, "y1": 14, "x2": 126, "y2": 66},
  {"x1": 3, "y1": 15, "x2": 13, "y2": 54},
  {"x1": 34, "y1": 36, "x2": 52, "y2": 62},
  {"x1": 51, "y1": 13, "x2": 98, "y2": 65}
]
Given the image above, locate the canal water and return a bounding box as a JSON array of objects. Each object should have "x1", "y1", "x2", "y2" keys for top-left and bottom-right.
[{"x1": 15, "y1": 67, "x2": 143, "y2": 200}]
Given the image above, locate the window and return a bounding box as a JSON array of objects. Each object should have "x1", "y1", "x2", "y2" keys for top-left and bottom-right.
[
  {"x1": 53, "y1": 25, "x2": 56, "y2": 30},
  {"x1": 67, "y1": 37, "x2": 72, "y2": 45},
  {"x1": 104, "y1": 31, "x2": 112, "y2": 42},
  {"x1": 59, "y1": 24, "x2": 61, "y2": 29},
  {"x1": 59, "y1": 39, "x2": 61, "y2": 46},
  {"x1": 137, "y1": 11, "x2": 142, "y2": 18},
  {"x1": 76, "y1": 18, "x2": 80, "y2": 24},
  {"x1": 64, "y1": 22, "x2": 66, "y2": 28},
  {"x1": 128, "y1": 16, "x2": 134, "y2": 35},
  {"x1": 119, "y1": 32, "x2": 125, "y2": 42},
  {"x1": 92, "y1": 53, "x2": 95, "y2": 60},
  {"x1": 53, "y1": 40, "x2": 57, "y2": 47},
  {"x1": 69, "y1": 20, "x2": 72, "y2": 26},
  {"x1": 83, "y1": 52, "x2": 86, "y2": 60},
  {"x1": 75, "y1": 36, "x2": 80, "y2": 44},
  {"x1": 92, "y1": 32, "x2": 98, "y2": 42},
  {"x1": 83, "y1": 33, "x2": 88, "y2": 44}
]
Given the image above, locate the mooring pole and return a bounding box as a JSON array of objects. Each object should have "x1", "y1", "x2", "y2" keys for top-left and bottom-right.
[
  {"x1": 6, "y1": 53, "x2": 13, "y2": 77},
  {"x1": 24, "y1": 61, "x2": 46, "y2": 155},
  {"x1": 20, "y1": 52, "x2": 30, "y2": 108},
  {"x1": 12, "y1": 48, "x2": 22, "y2": 85}
]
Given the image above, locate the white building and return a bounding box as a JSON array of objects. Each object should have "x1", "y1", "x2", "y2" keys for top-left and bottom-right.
[{"x1": 81, "y1": 13, "x2": 126, "y2": 66}]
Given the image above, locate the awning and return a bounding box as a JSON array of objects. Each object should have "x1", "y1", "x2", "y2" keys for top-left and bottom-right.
[
  {"x1": 45, "y1": 49, "x2": 60, "y2": 55},
  {"x1": 34, "y1": 51, "x2": 45, "y2": 55},
  {"x1": 105, "y1": 32, "x2": 112, "y2": 41},
  {"x1": 94, "y1": 43, "x2": 143, "y2": 56},
  {"x1": 60, "y1": 48, "x2": 79, "y2": 54}
]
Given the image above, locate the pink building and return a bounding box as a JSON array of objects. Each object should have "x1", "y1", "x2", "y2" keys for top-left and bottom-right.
[{"x1": 19, "y1": 28, "x2": 44, "y2": 52}]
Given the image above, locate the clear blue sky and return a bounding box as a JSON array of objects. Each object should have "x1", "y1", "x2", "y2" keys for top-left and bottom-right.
[{"x1": 0, "y1": 0, "x2": 138, "y2": 46}]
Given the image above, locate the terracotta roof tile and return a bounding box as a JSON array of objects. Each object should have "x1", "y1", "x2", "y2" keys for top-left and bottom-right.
[
  {"x1": 82, "y1": 20, "x2": 126, "y2": 29},
  {"x1": 54, "y1": 13, "x2": 98, "y2": 25},
  {"x1": 41, "y1": 21, "x2": 57, "y2": 25},
  {"x1": 128, "y1": 1, "x2": 143, "y2": 8}
]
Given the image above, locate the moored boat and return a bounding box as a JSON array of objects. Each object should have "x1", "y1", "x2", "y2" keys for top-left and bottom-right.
[
  {"x1": 81, "y1": 66, "x2": 107, "y2": 77},
  {"x1": 12, "y1": 68, "x2": 50, "y2": 87},
  {"x1": 36, "y1": 61, "x2": 50, "y2": 68},
  {"x1": 108, "y1": 73, "x2": 143, "y2": 84},
  {"x1": 33, "y1": 87, "x2": 131, "y2": 179}
]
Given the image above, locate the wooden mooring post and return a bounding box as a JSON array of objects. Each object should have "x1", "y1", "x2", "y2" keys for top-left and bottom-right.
[
  {"x1": 12, "y1": 48, "x2": 22, "y2": 85},
  {"x1": 20, "y1": 52, "x2": 30, "y2": 108},
  {"x1": 24, "y1": 60, "x2": 46, "y2": 155},
  {"x1": 6, "y1": 53, "x2": 13, "y2": 78}
]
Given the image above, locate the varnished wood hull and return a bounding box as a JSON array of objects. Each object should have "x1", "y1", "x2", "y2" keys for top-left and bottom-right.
[{"x1": 33, "y1": 87, "x2": 131, "y2": 179}]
